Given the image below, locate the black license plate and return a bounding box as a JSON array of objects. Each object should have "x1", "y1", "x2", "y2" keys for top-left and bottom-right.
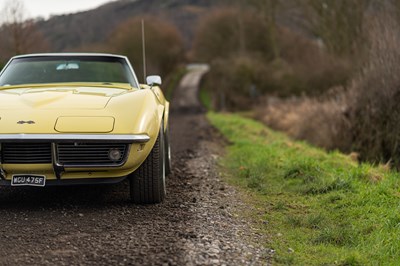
[{"x1": 11, "y1": 175, "x2": 46, "y2": 187}]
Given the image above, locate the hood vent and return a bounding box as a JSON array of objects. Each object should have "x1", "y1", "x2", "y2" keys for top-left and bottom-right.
[{"x1": 55, "y1": 116, "x2": 115, "y2": 133}]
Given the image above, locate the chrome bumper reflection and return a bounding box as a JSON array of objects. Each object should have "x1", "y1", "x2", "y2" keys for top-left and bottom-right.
[{"x1": 0, "y1": 134, "x2": 150, "y2": 143}]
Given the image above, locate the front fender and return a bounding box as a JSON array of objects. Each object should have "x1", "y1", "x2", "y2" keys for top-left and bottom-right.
[{"x1": 107, "y1": 89, "x2": 164, "y2": 139}]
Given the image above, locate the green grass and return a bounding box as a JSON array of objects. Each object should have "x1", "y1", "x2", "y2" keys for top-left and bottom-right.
[
  {"x1": 208, "y1": 112, "x2": 400, "y2": 265},
  {"x1": 199, "y1": 87, "x2": 213, "y2": 111},
  {"x1": 165, "y1": 67, "x2": 186, "y2": 101}
]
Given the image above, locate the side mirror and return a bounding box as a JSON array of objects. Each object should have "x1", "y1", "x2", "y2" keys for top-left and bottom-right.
[{"x1": 146, "y1": 75, "x2": 162, "y2": 86}]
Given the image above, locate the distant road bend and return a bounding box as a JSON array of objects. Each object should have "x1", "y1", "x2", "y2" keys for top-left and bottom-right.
[
  {"x1": 0, "y1": 64, "x2": 267, "y2": 265},
  {"x1": 174, "y1": 64, "x2": 209, "y2": 112}
]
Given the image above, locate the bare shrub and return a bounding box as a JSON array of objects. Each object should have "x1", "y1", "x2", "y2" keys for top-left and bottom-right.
[
  {"x1": 276, "y1": 26, "x2": 353, "y2": 96},
  {"x1": 202, "y1": 55, "x2": 271, "y2": 110},
  {"x1": 193, "y1": 8, "x2": 275, "y2": 62},
  {"x1": 195, "y1": 7, "x2": 353, "y2": 110},
  {"x1": 349, "y1": 12, "x2": 400, "y2": 165},
  {"x1": 256, "y1": 8, "x2": 400, "y2": 167},
  {"x1": 255, "y1": 87, "x2": 352, "y2": 151},
  {"x1": 304, "y1": 0, "x2": 367, "y2": 56},
  {"x1": 107, "y1": 17, "x2": 185, "y2": 80}
]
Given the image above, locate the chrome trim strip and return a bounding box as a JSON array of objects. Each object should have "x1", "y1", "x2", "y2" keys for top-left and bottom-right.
[
  {"x1": 52, "y1": 143, "x2": 64, "y2": 179},
  {"x1": 11, "y1": 53, "x2": 128, "y2": 59},
  {"x1": 0, "y1": 134, "x2": 150, "y2": 143}
]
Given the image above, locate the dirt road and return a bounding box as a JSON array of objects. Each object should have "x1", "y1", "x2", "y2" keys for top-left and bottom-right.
[{"x1": 0, "y1": 66, "x2": 266, "y2": 265}]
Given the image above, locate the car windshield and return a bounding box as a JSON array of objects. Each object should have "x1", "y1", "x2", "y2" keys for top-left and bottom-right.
[{"x1": 0, "y1": 55, "x2": 138, "y2": 87}]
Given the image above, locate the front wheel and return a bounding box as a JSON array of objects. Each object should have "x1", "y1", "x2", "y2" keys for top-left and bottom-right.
[{"x1": 129, "y1": 126, "x2": 166, "y2": 204}]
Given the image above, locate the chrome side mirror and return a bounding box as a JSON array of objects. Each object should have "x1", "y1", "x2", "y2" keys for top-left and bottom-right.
[{"x1": 146, "y1": 75, "x2": 162, "y2": 86}]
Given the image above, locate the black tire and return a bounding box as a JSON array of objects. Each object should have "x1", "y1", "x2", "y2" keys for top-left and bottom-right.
[
  {"x1": 165, "y1": 125, "x2": 172, "y2": 176},
  {"x1": 129, "y1": 126, "x2": 166, "y2": 204}
]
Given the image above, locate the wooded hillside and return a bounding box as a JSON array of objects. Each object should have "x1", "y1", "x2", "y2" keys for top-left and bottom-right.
[{"x1": 35, "y1": 0, "x2": 225, "y2": 52}]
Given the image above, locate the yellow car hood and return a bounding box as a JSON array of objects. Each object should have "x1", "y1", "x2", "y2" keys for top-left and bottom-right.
[
  {"x1": 0, "y1": 85, "x2": 162, "y2": 135},
  {"x1": 0, "y1": 86, "x2": 128, "y2": 110}
]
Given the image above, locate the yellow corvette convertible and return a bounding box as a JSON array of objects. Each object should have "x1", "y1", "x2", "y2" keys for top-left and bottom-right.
[{"x1": 0, "y1": 53, "x2": 171, "y2": 204}]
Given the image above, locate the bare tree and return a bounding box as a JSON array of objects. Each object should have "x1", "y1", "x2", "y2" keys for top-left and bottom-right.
[
  {"x1": 0, "y1": 0, "x2": 48, "y2": 60},
  {"x1": 193, "y1": 8, "x2": 275, "y2": 62},
  {"x1": 108, "y1": 17, "x2": 184, "y2": 80},
  {"x1": 2, "y1": 0, "x2": 28, "y2": 54},
  {"x1": 248, "y1": 0, "x2": 280, "y2": 59},
  {"x1": 305, "y1": 0, "x2": 367, "y2": 56},
  {"x1": 226, "y1": 0, "x2": 279, "y2": 59}
]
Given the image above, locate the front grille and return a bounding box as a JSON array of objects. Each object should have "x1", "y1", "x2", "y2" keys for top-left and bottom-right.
[
  {"x1": 1, "y1": 143, "x2": 52, "y2": 164},
  {"x1": 56, "y1": 143, "x2": 128, "y2": 166}
]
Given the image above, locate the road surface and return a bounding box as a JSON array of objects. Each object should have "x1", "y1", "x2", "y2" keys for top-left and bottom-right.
[{"x1": 0, "y1": 66, "x2": 266, "y2": 265}]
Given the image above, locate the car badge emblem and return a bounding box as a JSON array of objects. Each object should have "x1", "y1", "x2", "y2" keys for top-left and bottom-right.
[{"x1": 17, "y1": 120, "x2": 35, "y2": 125}]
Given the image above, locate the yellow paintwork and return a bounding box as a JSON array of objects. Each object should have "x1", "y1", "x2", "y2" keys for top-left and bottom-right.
[
  {"x1": 0, "y1": 82, "x2": 169, "y2": 181},
  {"x1": 55, "y1": 116, "x2": 115, "y2": 133}
]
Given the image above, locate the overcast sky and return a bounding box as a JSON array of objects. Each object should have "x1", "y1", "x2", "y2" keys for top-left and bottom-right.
[{"x1": 0, "y1": 0, "x2": 117, "y2": 20}]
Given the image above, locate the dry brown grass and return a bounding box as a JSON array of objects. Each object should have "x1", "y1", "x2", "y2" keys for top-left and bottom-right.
[{"x1": 255, "y1": 86, "x2": 352, "y2": 151}]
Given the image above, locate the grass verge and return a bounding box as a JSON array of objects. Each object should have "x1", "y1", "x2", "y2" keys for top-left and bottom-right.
[
  {"x1": 208, "y1": 112, "x2": 400, "y2": 265},
  {"x1": 199, "y1": 86, "x2": 213, "y2": 111},
  {"x1": 164, "y1": 67, "x2": 187, "y2": 101}
]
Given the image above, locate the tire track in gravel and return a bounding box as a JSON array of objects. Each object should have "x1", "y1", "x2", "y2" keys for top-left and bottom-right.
[{"x1": 0, "y1": 65, "x2": 267, "y2": 265}]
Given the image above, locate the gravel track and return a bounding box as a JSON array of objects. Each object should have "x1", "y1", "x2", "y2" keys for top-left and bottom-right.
[{"x1": 0, "y1": 66, "x2": 267, "y2": 265}]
